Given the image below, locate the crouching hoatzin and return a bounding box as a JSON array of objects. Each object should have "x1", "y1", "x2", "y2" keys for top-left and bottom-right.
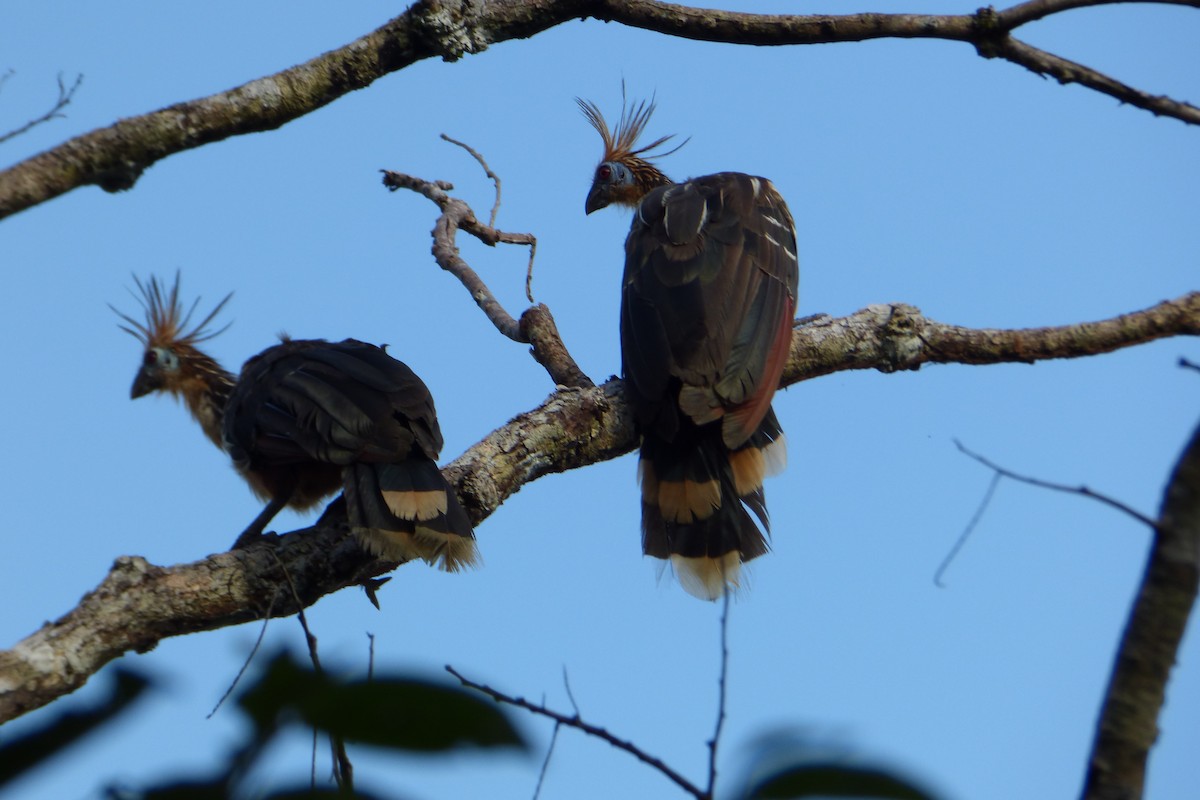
[
  {"x1": 114, "y1": 275, "x2": 477, "y2": 571},
  {"x1": 579, "y1": 96, "x2": 799, "y2": 600}
]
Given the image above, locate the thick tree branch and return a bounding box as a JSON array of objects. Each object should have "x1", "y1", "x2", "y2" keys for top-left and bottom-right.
[
  {"x1": 3, "y1": 0, "x2": 1196, "y2": 219},
  {"x1": 784, "y1": 294, "x2": 1200, "y2": 381},
  {"x1": 1082, "y1": 419, "x2": 1200, "y2": 800},
  {"x1": 2, "y1": 294, "x2": 1196, "y2": 724}
]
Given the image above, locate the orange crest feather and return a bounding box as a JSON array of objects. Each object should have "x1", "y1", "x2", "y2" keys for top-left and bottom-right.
[{"x1": 111, "y1": 272, "x2": 232, "y2": 350}]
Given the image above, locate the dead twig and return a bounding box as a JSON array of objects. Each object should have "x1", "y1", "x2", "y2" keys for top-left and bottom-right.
[
  {"x1": 954, "y1": 439, "x2": 1159, "y2": 530},
  {"x1": 446, "y1": 665, "x2": 706, "y2": 798},
  {"x1": 381, "y1": 167, "x2": 591, "y2": 388},
  {"x1": 0, "y1": 72, "x2": 83, "y2": 146},
  {"x1": 272, "y1": 552, "x2": 354, "y2": 792}
]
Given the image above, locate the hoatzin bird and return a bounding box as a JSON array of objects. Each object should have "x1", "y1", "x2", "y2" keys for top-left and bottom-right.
[
  {"x1": 114, "y1": 275, "x2": 477, "y2": 571},
  {"x1": 579, "y1": 96, "x2": 799, "y2": 600}
]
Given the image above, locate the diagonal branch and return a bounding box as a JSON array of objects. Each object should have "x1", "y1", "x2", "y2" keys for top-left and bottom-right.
[
  {"x1": 953, "y1": 439, "x2": 1160, "y2": 530},
  {"x1": 977, "y1": 34, "x2": 1200, "y2": 124},
  {"x1": 445, "y1": 665, "x2": 705, "y2": 798},
  {"x1": 3, "y1": 0, "x2": 1196, "y2": 220},
  {"x1": 1, "y1": 294, "x2": 1196, "y2": 724},
  {"x1": 1082, "y1": 418, "x2": 1200, "y2": 800}
]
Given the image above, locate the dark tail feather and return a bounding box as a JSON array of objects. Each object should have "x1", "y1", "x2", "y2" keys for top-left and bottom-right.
[
  {"x1": 344, "y1": 459, "x2": 478, "y2": 572},
  {"x1": 639, "y1": 408, "x2": 785, "y2": 600}
]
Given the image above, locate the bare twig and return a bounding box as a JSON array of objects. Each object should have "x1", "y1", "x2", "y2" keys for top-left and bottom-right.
[
  {"x1": 978, "y1": 34, "x2": 1200, "y2": 123},
  {"x1": 0, "y1": 72, "x2": 83, "y2": 146},
  {"x1": 440, "y1": 133, "x2": 538, "y2": 304},
  {"x1": 441, "y1": 133, "x2": 502, "y2": 229},
  {"x1": 207, "y1": 592, "x2": 278, "y2": 719},
  {"x1": 562, "y1": 668, "x2": 581, "y2": 718},
  {"x1": 1181, "y1": 357, "x2": 1200, "y2": 373},
  {"x1": 706, "y1": 591, "x2": 731, "y2": 797},
  {"x1": 934, "y1": 472, "x2": 1002, "y2": 587},
  {"x1": 272, "y1": 552, "x2": 354, "y2": 792},
  {"x1": 954, "y1": 439, "x2": 1159, "y2": 530},
  {"x1": 446, "y1": 665, "x2": 705, "y2": 798},
  {"x1": 382, "y1": 168, "x2": 592, "y2": 388},
  {"x1": 1082, "y1": 418, "x2": 1200, "y2": 799},
  {"x1": 381, "y1": 169, "x2": 527, "y2": 341},
  {"x1": 532, "y1": 718, "x2": 561, "y2": 800}
]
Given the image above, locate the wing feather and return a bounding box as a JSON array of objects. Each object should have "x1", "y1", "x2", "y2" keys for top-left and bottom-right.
[{"x1": 621, "y1": 173, "x2": 799, "y2": 448}]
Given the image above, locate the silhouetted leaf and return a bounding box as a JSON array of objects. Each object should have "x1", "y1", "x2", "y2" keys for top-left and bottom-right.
[
  {"x1": 749, "y1": 763, "x2": 938, "y2": 799},
  {"x1": 0, "y1": 668, "x2": 150, "y2": 787},
  {"x1": 237, "y1": 652, "x2": 526, "y2": 753},
  {"x1": 135, "y1": 779, "x2": 228, "y2": 799},
  {"x1": 264, "y1": 788, "x2": 401, "y2": 800}
]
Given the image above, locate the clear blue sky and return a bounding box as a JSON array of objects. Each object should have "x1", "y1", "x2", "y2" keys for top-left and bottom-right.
[{"x1": 1, "y1": 2, "x2": 1197, "y2": 798}]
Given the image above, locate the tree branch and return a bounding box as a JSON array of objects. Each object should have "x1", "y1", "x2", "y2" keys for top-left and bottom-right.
[
  {"x1": 3, "y1": 0, "x2": 1195, "y2": 220},
  {"x1": 0, "y1": 73, "x2": 83, "y2": 146},
  {"x1": 1082, "y1": 417, "x2": 1200, "y2": 800},
  {"x1": 445, "y1": 665, "x2": 706, "y2": 798},
  {"x1": 382, "y1": 168, "x2": 592, "y2": 389},
  {"x1": 784, "y1": 294, "x2": 1200, "y2": 382},
  {"x1": 1, "y1": 294, "x2": 1195, "y2": 724}
]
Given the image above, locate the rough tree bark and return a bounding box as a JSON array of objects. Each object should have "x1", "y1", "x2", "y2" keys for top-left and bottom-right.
[
  {"x1": 1, "y1": 0, "x2": 1198, "y2": 220},
  {"x1": 2, "y1": 286, "x2": 1197, "y2": 724}
]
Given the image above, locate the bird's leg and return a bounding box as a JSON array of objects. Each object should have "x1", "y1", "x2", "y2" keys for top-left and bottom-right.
[{"x1": 232, "y1": 493, "x2": 290, "y2": 549}]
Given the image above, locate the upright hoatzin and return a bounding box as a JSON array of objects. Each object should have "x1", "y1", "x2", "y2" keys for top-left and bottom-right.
[
  {"x1": 580, "y1": 97, "x2": 799, "y2": 599},
  {"x1": 114, "y1": 275, "x2": 477, "y2": 570}
]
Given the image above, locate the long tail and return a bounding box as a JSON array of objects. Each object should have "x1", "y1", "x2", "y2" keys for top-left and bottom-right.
[
  {"x1": 639, "y1": 408, "x2": 786, "y2": 600},
  {"x1": 344, "y1": 458, "x2": 478, "y2": 572}
]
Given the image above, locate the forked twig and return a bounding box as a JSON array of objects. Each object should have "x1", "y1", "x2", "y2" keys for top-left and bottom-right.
[
  {"x1": 445, "y1": 665, "x2": 706, "y2": 798},
  {"x1": 934, "y1": 472, "x2": 1002, "y2": 587},
  {"x1": 0, "y1": 72, "x2": 83, "y2": 146},
  {"x1": 440, "y1": 133, "x2": 538, "y2": 303},
  {"x1": 271, "y1": 552, "x2": 355, "y2": 791},
  {"x1": 381, "y1": 166, "x2": 591, "y2": 388},
  {"x1": 954, "y1": 439, "x2": 1158, "y2": 530},
  {"x1": 441, "y1": 133, "x2": 502, "y2": 229}
]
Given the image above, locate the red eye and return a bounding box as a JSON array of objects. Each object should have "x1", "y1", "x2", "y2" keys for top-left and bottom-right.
[
  {"x1": 144, "y1": 350, "x2": 158, "y2": 365},
  {"x1": 597, "y1": 164, "x2": 612, "y2": 181}
]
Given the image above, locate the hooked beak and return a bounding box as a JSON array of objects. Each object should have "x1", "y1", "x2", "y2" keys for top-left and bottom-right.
[
  {"x1": 584, "y1": 183, "x2": 608, "y2": 215},
  {"x1": 130, "y1": 368, "x2": 158, "y2": 399}
]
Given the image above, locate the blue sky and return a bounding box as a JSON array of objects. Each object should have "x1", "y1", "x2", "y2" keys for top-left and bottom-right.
[{"x1": 1, "y1": 2, "x2": 1197, "y2": 798}]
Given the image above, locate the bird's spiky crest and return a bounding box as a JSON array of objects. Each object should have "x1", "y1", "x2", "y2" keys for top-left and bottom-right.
[
  {"x1": 576, "y1": 90, "x2": 688, "y2": 166},
  {"x1": 111, "y1": 272, "x2": 232, "y2": 350}
]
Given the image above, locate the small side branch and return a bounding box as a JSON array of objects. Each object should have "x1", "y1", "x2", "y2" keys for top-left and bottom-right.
[
  {"x1": 706, "y1": 592, "x2": 731, "y2": 796},
  {"x1": 981, "y1": 34, "x2": 1200, "y2": 125},
  {"x1": 446, "y1": 665, "x2": 706, "y2": 799},
  {"x1": 381, "y1": 168, "x2": 592, "y2": 389},
  {"x1": 0, "y1": 73, "x2": 83, "y2": 146},
  {"x1": 954, "y1": 440, "x2": 1159, "y2": 530}
]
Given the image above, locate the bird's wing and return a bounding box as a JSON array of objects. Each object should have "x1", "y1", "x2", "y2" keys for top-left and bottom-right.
[
  {"x1": 223, "y1": 339, "x2": 443, "y2": 470},
  {"x1": 621, "y1": 172, "x2": 799, "y2": 447}
]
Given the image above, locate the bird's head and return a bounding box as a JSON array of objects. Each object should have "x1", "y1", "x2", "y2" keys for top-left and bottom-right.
[
  {"x1": 577, "y1": 93, "x2": 684, "y2": 214},
  {"x1": 111, "y1": 273, "x2": 232, "y2": 400}
]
